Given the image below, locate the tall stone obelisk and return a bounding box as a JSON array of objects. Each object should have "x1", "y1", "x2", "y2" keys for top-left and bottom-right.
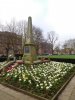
[{"x1": 23, "y1": 16, "x2": 36, "y2": 64}]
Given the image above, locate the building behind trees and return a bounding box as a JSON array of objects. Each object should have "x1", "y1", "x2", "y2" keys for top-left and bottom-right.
[{"x1": 0, "y1": 31, "x2": 22, "y2": 57}]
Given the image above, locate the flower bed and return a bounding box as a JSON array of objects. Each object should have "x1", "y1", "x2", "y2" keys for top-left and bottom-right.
[
  {"x1": 0, "y1": 61, "x2": 15, "y2": 74},
  {"x1": 1, "y1": 61, "x2": 75, "y2": 99}
]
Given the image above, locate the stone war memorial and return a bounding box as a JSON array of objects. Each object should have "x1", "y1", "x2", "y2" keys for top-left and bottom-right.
[
  {"x1": 23, "y1": 16, "x2": 37, "y2": 64},
  {"x1": 1, "y1": 16, "x2": 75, "y2": 100}
]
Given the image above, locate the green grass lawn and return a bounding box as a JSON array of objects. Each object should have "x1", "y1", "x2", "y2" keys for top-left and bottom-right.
[
  {"x1": 38, "y1": 54, "x2": 75, "y2": 59},
  {"x1": 49, "y1": 55, "x2": 75, "y2": 59}
]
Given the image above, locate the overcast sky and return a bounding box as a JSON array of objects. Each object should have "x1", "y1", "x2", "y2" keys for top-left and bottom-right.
[{"x1": 0, "y1": 0, "x2": 75, "y2": 43}]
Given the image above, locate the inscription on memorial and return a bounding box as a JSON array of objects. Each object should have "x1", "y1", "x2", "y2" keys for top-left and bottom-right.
[{"x1": 24, "y1": 46, "x2": 29, "y2": 53}]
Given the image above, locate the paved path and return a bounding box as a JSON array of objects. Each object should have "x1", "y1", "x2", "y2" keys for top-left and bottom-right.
[
  {"x1": 58, "y1": 75, "x2": 75, "y2": 100},
  {"x1": 0, "y1": 75, "x2": 75, "y2": 100},
  {"x1": 0, "y1": 84, "x2": 38, "y2": 100}
]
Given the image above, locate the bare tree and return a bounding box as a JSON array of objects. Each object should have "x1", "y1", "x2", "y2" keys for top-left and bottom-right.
[
  {"x1": 0, "y1": 19, "x2": 27, "y2": 55},
  {"x1": 47, "y1": 31, "x2": 58, "y2": 54},
  {"x1": 0, "y1": 19, "x2": 45, "y2": 55},
  {"x1": 33, "y1": 26, "x2": 44, "y2": 54},
  {"x1": 2, "y1": 32, "x2": 17, "y2": 57},
  {"x1": 54, "y1": 44, "x2": 60, "y2": 54},
  {"x1": 3, "y1": 19, "x2": 27, "y2": 35}
]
